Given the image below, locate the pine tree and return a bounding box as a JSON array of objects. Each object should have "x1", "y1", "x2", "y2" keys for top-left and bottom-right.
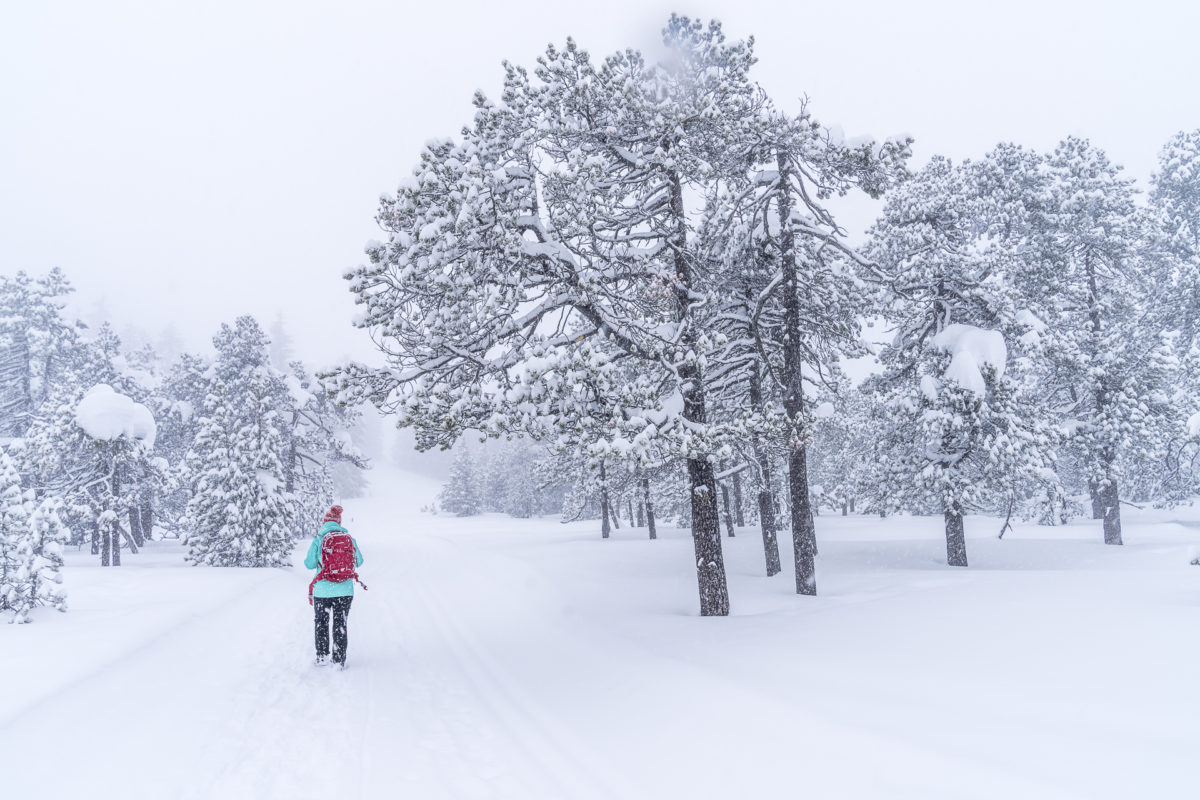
[
  {"x1": 867, "y1": 154, "x2": 1057, "y2": 565},
  {"x1": 1035, "y1": 137, "x2": 1175, "y2": 545},
  {"x1": 440, "y1": 446, "x2": 479, "y2": 516},
  {"x1": 11, "y1": 497, "x2": 69, "y2": 622},
  {"x1": 703, "y1": 104, "x2": 909, "y2": 591},
  {"x1": 809, "y1": 382, "x2": 875, "y2": 516},
  {"x1": 0, "y1": 451, "x2": 69, "y2": 621},
  {"x1": 0, "y1": 453, "x2": 28, "y2": 618},
  {"x1": 185, "y1": 317, "x2": 295, "y2": 567},
  {"x1": 0, "y1": 268, "x2": 80, "y2": 438},
  {"x1": 156, "y1": 353, "x2": 211, "y2": 537},
  {"x1": 333, "y1": 18, "x2": 767, "y2": 614}
]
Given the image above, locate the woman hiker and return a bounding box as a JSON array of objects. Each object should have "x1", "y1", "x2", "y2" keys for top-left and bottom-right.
[{"x1": 306, "y1": 505, "x2": 365, "y2": 669}]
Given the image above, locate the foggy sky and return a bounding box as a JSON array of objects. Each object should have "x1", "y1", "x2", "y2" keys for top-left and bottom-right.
[{"x1": 3, "y1": 0, "x2": 1198, "y2": 368}]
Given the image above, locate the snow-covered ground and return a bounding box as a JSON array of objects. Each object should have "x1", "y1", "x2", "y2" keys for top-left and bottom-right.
[{"x1": 2, "y1": 468, "x2": 1198, "y2": 799}]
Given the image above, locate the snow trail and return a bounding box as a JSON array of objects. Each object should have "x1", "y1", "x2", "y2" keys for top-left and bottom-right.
[{"x1": 0, "y1": 471, "x2": 622, "y2": 799}]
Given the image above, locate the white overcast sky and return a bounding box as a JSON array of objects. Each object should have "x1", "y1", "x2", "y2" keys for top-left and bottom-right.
[{"x1": 3, "y1": 0, "x2": 1199, "y2": 368}]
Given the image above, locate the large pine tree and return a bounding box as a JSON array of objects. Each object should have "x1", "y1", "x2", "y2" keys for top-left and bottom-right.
[
  {"x1": 1037, "y1": 138, "x2": 1176, "y2": 545},
  {"x1": 185, "y1": 317, "x2": 295, "y2": 568},
  {"x1": 867, "y1": 154, "x2": 1057, "y2": 565}
]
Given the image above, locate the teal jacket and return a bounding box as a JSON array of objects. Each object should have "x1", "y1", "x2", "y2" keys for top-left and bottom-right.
[{"x1": 305, "y1": 522, "x2": 364, "y2": 599}]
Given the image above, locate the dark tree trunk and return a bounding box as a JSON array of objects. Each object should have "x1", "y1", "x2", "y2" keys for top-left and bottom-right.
[
  {"x1": 285, "y1": 415, "x2": 298, "y2": 494},
  {"x1": 107, "y1": 461, "x2": 122, "y2": 565},
  {"x1": 140, "y1": 502, "x2": 153, "y2": 542},
  {"x1": 1085, "y1": 253, "x2": 1122, "y2": 545},
  {"x1": 687, "y1": 457, "x2": 727, "y2": 614},
  {"x1": 609, "y1": 500, "x2": 621, "y2": 530},
  {"x1": 91, "y1": 520, "x2": 100, "y2": 555},
  {"x1": 1100, "y1": 472, "x2": 1123, "y2": 545},
  {"x1": 849, "y1": 497, "x2": 856, "y2": 514},
  {"x1": 628, "y1": 497, "x2": 635, "y2": 529},
  {"x1": 636, "y1": 498, "x2": 645, "y2": 528},
  {"x1": 842, "y1": 501, "x2": 848, "y2": 517},
  {"x1": 642, "y1": 476, "x2": 656, "y2": 540},
  {"x1": 787, "y1": 448, "x2": 817, "y2": 594},
  {"x1": 776, "y1": 151, "x2": 817, "y2": 596},
  {"x1": 748, "y1": 366, "x2": 781, "y2": 577},
  {"x1": 810, "y1": 507, "x2": 818, "y2": 556},
  {"x1": 757, "y1": 489, "x2": 781, "y2": 576},
  {"x1": 101, "y1": 524, "x2": 111, "y2": 566},
  {"x1": 670, "y1": 169, "x2": 728, "y2": 616},
  {"x1": 731, "y1": 470, "x2": 745, "y2": 527},
  {"x1": 1088, "y1": 479, "x2": 1104, "y2": 519},
  {"x1": 944, "y1": 503, "x2": 968, "y2": 567},
  {"x1": 721, "y1": 483, "x2": 736, "y2": 538},
  {"x1": 599, "y1": 462, "x2": 611, "y2": 539},
  {"x1": 129, "y1": 505, "x2": 145, "y2": 547}
]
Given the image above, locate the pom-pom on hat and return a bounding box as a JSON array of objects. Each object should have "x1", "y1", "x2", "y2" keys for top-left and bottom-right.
[{"x1": 323, "y1": 505, "x2": 343, "y2": 524}]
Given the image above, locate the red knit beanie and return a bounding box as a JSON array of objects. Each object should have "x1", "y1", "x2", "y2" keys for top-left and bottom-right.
[{"x1": 323, "y1": 505, "x2": 343, "y2": 524}]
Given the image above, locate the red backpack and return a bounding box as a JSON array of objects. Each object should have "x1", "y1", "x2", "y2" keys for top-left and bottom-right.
[{"x1": 308, "y1": 529, "x2": 367, "y2": 605}]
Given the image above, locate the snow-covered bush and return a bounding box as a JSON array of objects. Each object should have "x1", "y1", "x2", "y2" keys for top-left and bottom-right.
[{"x1": 0, "y1": 453, "x2": 68, "y2": 622}]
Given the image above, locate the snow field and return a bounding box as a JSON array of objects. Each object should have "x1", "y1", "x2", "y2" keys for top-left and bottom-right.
[{"x1": 1, "y1": 467, "x2": 1197, "y2": 799}]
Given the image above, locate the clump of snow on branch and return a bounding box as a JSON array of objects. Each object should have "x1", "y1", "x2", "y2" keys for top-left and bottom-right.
[
  {"x1": 931, "y1": 325, "x2": 1007, "y2": 396},
  {"x1": 74, "y1": 384, "x2": 157, "y2": 447}
]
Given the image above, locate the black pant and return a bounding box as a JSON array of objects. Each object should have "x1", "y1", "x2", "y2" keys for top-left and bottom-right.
[{"x1": 313, "y1": 596, "x2": 353, "y2": 663}]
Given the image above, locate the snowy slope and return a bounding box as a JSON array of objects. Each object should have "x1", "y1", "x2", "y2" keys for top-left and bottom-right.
[{"x1": 2, "y1": 468, "x2": 1198, "y2": 799}]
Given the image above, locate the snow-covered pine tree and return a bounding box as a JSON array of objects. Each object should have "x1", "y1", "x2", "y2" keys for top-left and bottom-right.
[
  {"x1": 478, "y1": 446, "x2": 507, "y2": 514},
  {"x1": 702, "y1": 214, "x2": 786, "y2": 573},
  {"x1": 0, "y1": 453, "x2": 28, "y2": 619},
  {"x1": 469, "y1": 439, "x2": 552, "y2": 517},
  {"x1": 1149, "y1": 130, "x2": 1200, "y2": 501},
  {"x1": 867, "y1": 154, "x2": 1057, "y2": 565},
  {"x1": 1036, "y1": 137, "x2": 1177, "y2": 544},
  {"x1": 185, "y1": 317, "x2": 295, "y2": 568},
  {"x1": 333, "y1": 17, "x2": 771, "y2": 614},
  {"x1": 0, "y1": 268, "x2": 80, "y2": 438},
  {"x1": 808, "y1": 381, "x2": 875, "y2": 517},
  {"x1": 156, "y1": 352, "x2": 211, "y2": 537},
  {"x1": 440, "y1": 445, "x2": 480, "y2": 516},
  {"x1": 23, "y1": 381, "x2": 159, "y2": 567},
  {"x1": 701, "y1": 103, "x2": 909, "y2": 591},
  {"x1": 500, "y1": 451, "x2": 540, "y2": 518},
  {"x1": 7, "y1": 496, "x2": 70, "y2": 622},
  {"x1": 1151, "y1": 129, "x2": 1200, "y2": 325}
]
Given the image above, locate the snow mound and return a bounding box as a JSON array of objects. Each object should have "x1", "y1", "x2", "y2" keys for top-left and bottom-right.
[
  {"x1": 932, "y1": 325, "x2": 1007, "y2": 396},
  {"x1": 75, "y1": 384, "x2": 157, "y2": 447}
]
